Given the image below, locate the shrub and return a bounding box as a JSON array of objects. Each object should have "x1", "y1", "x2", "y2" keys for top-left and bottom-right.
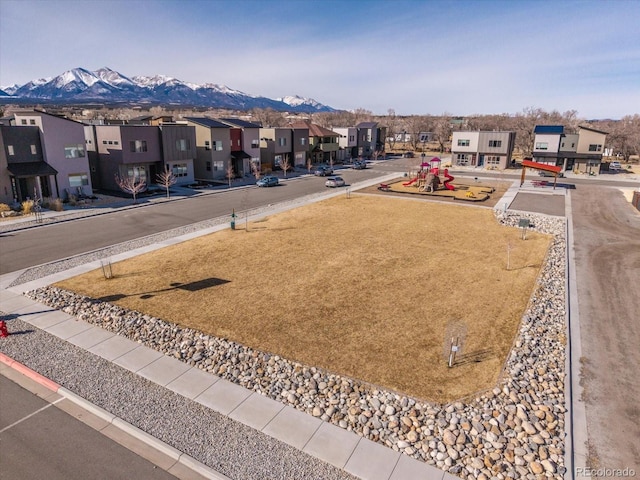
[
  {"x1": 0, "y1": 203, "x2": 10, "y2": 213},
  {"x1": 43, "y1": 197, "x2": 64, "y2": 211},
  {"x1": 22, "y1": 200, "x2": 34, "y2": 215}
]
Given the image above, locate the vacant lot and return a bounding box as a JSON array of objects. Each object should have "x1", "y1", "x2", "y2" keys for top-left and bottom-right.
[{"x1": 56, "y1": 195, "x2": 551, "y2": 403}]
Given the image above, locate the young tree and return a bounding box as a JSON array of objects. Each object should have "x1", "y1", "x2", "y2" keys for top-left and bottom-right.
[
  {"x1": 251, "y1": 160, "x2": 261, "y2": 180},
  {"x1": 280, "y1": 153, "x2": 291, "y2": 177},
  {"x1": 226, "y1": 164, "x2": 235, "y2": 188},
  {"x1": 306, "y1": 155, "x2": 313, "y2": 173},
  {"x1": 114, "y1": 174, "x2": 146, "y2": 204},
  {"x1": 156, "y1": 166, "x2": 177, "y2": 198}
]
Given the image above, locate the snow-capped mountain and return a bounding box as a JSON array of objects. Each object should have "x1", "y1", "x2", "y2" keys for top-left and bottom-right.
[{"x1": 1, "y1": 67, "x2": 336, "y2": 113}]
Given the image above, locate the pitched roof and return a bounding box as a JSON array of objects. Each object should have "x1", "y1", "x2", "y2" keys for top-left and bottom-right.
[
  {"x1": 184, "y1": 117, "x2": 230, "y2": 128},
  {"x1": 534, "y1": 125, "x2": 564, "y2": 134},
  {"x1": 220, "y1": 118, "x2": 261, "y2": 129},
  {"x1": 290, "y1": 120, "x2": 337, "y2": 137},
  {"x1": 356, "y1": 122, "x2": 377, "y2": 128}
]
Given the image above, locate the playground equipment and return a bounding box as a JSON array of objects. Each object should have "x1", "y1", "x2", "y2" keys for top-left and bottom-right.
[{"x1": 404, "y1": 160, "x2": 455, "y2": 192}]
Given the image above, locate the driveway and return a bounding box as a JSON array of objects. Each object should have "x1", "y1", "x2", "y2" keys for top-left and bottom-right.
[{"x1": 570, "y1": 185, "x2": 640, "y2": 469}]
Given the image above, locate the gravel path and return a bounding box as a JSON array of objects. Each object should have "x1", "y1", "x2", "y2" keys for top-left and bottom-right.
[{"x1": 0, "y1": 316, "x2": 358, "y2": 480}]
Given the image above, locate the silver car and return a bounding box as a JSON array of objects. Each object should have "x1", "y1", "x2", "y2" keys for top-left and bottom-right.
[{"x1": 325, "y1": 176, "x2": 345, "y2": 188}]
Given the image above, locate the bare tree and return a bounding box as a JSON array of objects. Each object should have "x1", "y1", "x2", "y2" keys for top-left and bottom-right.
[
  {"x1": 280, "y1": 153, "x2": 291, "y2": 177},
  {"x1": 251, "y1": 160, "x2": 261, "y2": 180},
  {"x1": 433, "y1": 114, "x2": 452, "y2": 153},
  {"x1": 156, "y1": 166, "x2": 177, "y2": 198},
  {"x1": 114, "y1": 174, "x2": 147, "y2": 203},
  {"x1": 306, "y1": 155, "x2": 313, "y2": 173},
  {"x1": 385, "y1": 109, "x2": 400, "y2": 151},
  {"x1": 226, "y1": 163, "x2": 235, "y2": 188}
]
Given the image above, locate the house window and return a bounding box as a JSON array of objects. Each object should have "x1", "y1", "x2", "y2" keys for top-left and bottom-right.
[
  {"x1": 301, "y1": 137, "x2": 307, "y2": 146},
  {"x1": 535, "y1": 142, "x2": 548, "y2": 150},
  {"x1": 31, "y1": 145, "x2": 37, "y2": 155},
  {"x1": 114, "y1": 141, "x2": 119, "y2": 145},
  {"x1": 206, "y1": 161, "x2": 211, "y2": 171},
  {"x1": 205, "y1": 141, "x2": 211, "y2": 150},
  {"x1": 172, "y1": 163, "x2": 188, "y2": 177},
  {"x1": 102, "y1": 140, "x2": 108, "y2": 144},
  {"x1": 68, "y1": 173, "x2": 89, "y2": 187},
  {"x1": 278, "y1": 137, "x2": 287, "y2": 147},
  {"x1": 64, "y1": 144, "x2": 85, "y2": 158},
  {"x1": 212, "y1": 140, "x2": 223, "y2": 151},
  {"x1": 213, "y1": 161, "x2": 224, "y2": 171},
  {"x1": 108, "y1": 140, "x2": 113, "y2": 145},
  {"x1": 30, "y1": 119, "x2": 36, "y2": 125},
  {"x1": 348, "y1": 135, "x2": 354, "y2": 142},
  {"x1": 486, "y1": 156, "x2": 500, "y2": 165},
  {"x1": 126, "y1": 166, "x2": 147, "y2": 182},
  {"x1": 176, "y1": 139, "x2": 190, "y2": 151},
  {"x1": 457, "y1": 139, "x2": 470, "y2": 147},
  {"x1": 588, "y1": 144, "x2": 602, "y2": 152},
  {"x1": 251, "y1": 139, "x2": 260, "y2": 148},
  {"x1": 7, "y1": 145, "x2": 15, "y2": 156},
  {"x1": 21, "y1": 119, "x2": 27, "y2": 125},
  {"x1": 488, "y1": 140, "x2": 502, "y2": 148},
  {"x1": 129, "y1": 140, "x2": 147, "y2": 153},
  {"x1": 455, "y1": 154, "x2": 470, "y2": 166}
]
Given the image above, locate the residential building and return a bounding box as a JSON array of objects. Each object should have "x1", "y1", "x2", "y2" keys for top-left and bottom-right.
[
  {"x1": 333, "y1": 127, "x2": 358, "y2": 162},
  {"x1": 451, "y1": 131, "x2": 516, "y2": 169},
  {"x1": 159, "y1": 124, "x2": 196, "y2": 185},
  {"x1": 220, "y1": 118, "x2": 261, "y2": 176},
  {"x1": 13, "y1": 110, "x2": 93, "y2": 200},
  {"x1": 260, "y1": 127, "x2": 293, "y2": 172},
  {"x1": 92, "y1": 125, "x2": 162, "y2": 191},
  {"x1": 532, "y1": 125, "x2": 607, "y2": 174},
  {"x1": 291, "y1": 124, "x2": 309, "y2": 168},
  {"x1": 356, "y1": 122, "x2": 387, "y2": 158},
  {"x1": 185, "y1": 118, "x2": 232, "y2": 181},
  {"x1": 290, "y1": 120, "x2": 339, "y2": 164},
  {"x1": 0, "y1": 125, "x2": 54, "y2": 204}
]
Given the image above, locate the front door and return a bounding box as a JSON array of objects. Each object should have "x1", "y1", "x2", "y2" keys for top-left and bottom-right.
[{"x1": 18, "y1": 178, "x2": 28, "y2": 201}]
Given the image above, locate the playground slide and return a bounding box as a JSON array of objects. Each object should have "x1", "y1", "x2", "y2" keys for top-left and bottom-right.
[
  {"x1": 443, "y1": 169, "x2": 455, "y2": 190},
  {"x1": 403, "y1": 177, "x2": 418, "y2": 186}
]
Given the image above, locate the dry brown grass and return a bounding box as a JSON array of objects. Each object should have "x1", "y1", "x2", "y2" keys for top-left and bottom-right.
[{"x1": 56, "y1": 194, "x2": 551, "y2": 403}]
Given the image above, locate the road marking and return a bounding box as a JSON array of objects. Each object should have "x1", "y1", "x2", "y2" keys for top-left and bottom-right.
[{"x1": 0, "y1": 397, "x2": 64, "y2": 434}]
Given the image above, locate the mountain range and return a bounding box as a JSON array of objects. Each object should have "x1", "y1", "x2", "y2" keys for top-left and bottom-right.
[{"x1": 0, "y1": 67, "x2": 336, "y2": 113}]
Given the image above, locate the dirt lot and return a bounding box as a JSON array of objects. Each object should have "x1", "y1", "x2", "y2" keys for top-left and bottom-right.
[
  {"x1": 571, "y1": 186, "x2": 640, "y2": 469},
  {"x1": 55, "y1": 195, "x2": 551, "y2": 404}
]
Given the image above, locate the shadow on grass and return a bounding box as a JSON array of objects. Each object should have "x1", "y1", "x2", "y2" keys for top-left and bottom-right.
[
  {"x1": 97, "y1": 277, "x2": 230, "y2": 302},
  {"x1": 453, "y1": 348, "x2": 494, "y2": 366}
]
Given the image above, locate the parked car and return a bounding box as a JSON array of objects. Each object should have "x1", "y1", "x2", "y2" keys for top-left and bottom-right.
[
  {"x1": 609, "y1": 161, "x2": 622, "y2": 172},
  {"x1": 352, "y1": 160, "x2": 367, "y2": 170},
  {"x1": 538, "y1": 170, "x2": 564, "y2": 178},
  {"x1": 256, "y1": 176, "x2": 279, "y2": 187},
  {"x1": 325, "y1": 176, "x2": 345, "y2": 188},
  {"x1": 314, "y1": 165, "x2": 333, "y2": 176},
  {"x1": 403, "y1": 151, "x2": 414, "y2": 158}
]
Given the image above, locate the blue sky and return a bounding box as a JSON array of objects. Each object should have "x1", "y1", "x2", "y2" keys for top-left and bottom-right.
[{"x1": 1, "y1": 0, "x2": 638, "y2": 119}]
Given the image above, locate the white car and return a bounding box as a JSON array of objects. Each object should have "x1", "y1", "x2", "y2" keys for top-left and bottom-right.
[
  {"x1": 325, "y1": 176, "x2": 345, "y2": 188},
  {"x1": 609, "y1": 161, "x2": 622, "y2": 172}
]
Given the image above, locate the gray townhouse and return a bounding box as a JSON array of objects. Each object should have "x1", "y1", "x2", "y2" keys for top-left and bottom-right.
[
  {"x1": 89, "y1": 124, "x2": 162, "y2": 191},
  {"x1": 159, "y1": 123, "x2": 196, "y2": 185},
  {"x1": 532, "y1": 125, "x2": 608, "y2": 174},
  {"x1": 219, "y1": 118, "x2": 262, "y2": 176},
  {"x1": 259, "y1": 125, "x2": 309, "y2": 172},
  {"x1": 356, "y1": 122, "x2": 387, "y2": 158},
  {"x1": 451, "y1": 131, "x2": 516, "y2": 169},
  {"x1": 11, "y1": 110, "x2": 93, "y2": 200},
  {"x1": 185, "y1": 118, "x2": 232, "y2": 181},
  {"x1": 0, "y1": 124, "x2": 53, "y2": 204}
]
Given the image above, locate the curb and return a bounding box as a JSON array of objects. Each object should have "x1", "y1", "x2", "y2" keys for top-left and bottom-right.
[{"x1": 0, "y1": 352, "x2": 230, "y2": 480}]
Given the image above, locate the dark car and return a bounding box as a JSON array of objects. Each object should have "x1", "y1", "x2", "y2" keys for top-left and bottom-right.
[
  {"x1": 538, "y1": 170, "x2": 564, "y2": 178},
  {"x1": 314, "y1": 165, "x2": 333, "y2": 176},
  {"x1": 352, "y1": 160, "x2": 367, "y2": 170}
]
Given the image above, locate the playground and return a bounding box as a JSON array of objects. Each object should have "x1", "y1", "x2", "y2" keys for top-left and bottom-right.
[
  {"x1": 54, "y1": 195, "x2": 551, "y2": 403},
  {"x1": 378, "y1": 158, "x2": 497, "y2": 201}
]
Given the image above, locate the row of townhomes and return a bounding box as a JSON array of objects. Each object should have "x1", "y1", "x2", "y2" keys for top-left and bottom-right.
[
  {"x1": 0, "y1": 109, "x2": 386, "y2": 204},
  {"x1": 450, "y1": 124, "x2": 607, "y2": 173}
]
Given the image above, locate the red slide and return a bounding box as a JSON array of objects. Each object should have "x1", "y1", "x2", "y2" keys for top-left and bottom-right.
[
  {"x1": 403, "y1": 177, "x2": 418, "y2": 186},
  {"x1": 443, "y1": 169, "x2": 455, "y2": 190}
]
